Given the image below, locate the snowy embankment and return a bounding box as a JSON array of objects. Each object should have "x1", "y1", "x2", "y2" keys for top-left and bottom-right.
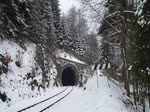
[
  {"x1": 17, "y1": 71, "x2": 134, "y2": 112},
  {"x1": 47, "y1": 71, "x2": 133, "y2": 112},
  {"x1": 1, "y1": 70, "x2": 135, "y2": 112},
  {"x1": 1, "y1": 59, "x2": 135, "y2": 112},
  {"x1": 49, "y1": 72, "x2": 135, "y2": 112},
  {"x1": 0, "y1": 40, "x2": 57, "y2": 111},
  {"x1": 0, "y1": 40, "x2": 137, "y2": 112}
]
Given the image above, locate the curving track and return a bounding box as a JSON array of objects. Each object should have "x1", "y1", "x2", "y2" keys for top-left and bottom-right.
[{"x1": 17, "y1": 87, "x2": 73, "y2": 112}]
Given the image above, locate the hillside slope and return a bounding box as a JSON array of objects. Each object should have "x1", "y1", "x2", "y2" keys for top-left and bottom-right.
[{"x1": 0, "y1": 40, "x2": 57, "y2": 110}]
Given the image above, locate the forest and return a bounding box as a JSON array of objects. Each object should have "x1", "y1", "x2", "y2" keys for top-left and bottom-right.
[
  {"x1": 0, "y1": 0, "x2": 150, "y2": 112},
  {"x1": 80, "y1": 0, "x2": 150, "y2": 111}
]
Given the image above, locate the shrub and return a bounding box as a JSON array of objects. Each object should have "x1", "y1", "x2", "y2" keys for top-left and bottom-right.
[{"x1": 0, "y1": 54, "x2": 13, "y2": 74}]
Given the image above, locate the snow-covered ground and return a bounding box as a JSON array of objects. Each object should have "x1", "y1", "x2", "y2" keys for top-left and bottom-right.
[
  {"x1": 50, "y1": 72, "x2": 135, "y2": 112},
  {"x1": 1, "y1": 71, "x2": 136, "y2": 112},
  {"x1": 0, "y1": 40, "x2": 57, "y2": 111},
  {"x1": 4, "y1": 87, "x2": 68, "y2": 112},
  {"x1": 0, "y1": 40, "x2": 138, "y2": 112}
]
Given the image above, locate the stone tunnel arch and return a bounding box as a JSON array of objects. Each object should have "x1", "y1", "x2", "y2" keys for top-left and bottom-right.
[{"x1": 60, "y1": 64, "x2": 78, "y2": 86}]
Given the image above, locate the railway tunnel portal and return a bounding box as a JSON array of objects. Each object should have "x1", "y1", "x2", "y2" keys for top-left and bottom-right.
[{"x1": 55, "y1": 50, "x2": 86, "y2": 86}]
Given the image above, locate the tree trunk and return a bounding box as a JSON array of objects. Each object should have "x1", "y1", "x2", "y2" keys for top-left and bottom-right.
[
  {"x1": 133, "y1": 73, "x2": 137, "y2": 106},
  {"x1": 120, "y1": 18, "x2": 130, "y2": 97},
  {"x1": 136, "y1": 78, "x2": 139, "y2": 103},
  {"x1": 142, "y1": 79, "x2": 146, "y2": 112},
  {"x1": 148, "y1": 85, "x2": 150, "y2": 108}
]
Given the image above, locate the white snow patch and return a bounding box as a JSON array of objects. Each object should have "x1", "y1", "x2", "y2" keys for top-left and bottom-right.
[
  {"x1": 49, "y1": 73, "x2": 135, "y2": 112},
  {"x1": 56, "y1": 50, "x2": 86, "y2": 65},
  {"x1": 1, "y1": 69, "x2": 136, "y2": 112},
  {"x1": 0, "y1": 40, "x2": 57, "y2": 111}
]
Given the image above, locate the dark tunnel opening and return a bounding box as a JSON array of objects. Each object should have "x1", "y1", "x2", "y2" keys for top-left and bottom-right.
[{"x1": 62, "y1": 67, "x2": 77, "y2": 86}]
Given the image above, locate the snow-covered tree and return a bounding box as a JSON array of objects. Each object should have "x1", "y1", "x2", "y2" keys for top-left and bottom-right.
[
  {"x1": 84, "y1": 33, "x2": 99, "y2": 64},
  {"x1": 79, "y1": 0, "x2": 150, "y2": 110},
  {"x1": 65, "y1": 6, "x2": 88, "y2": 58},
  {"x1": 0, "y1": 0, "x2": 31, "y2": 45},
  {"x1": 132, "y1": 1, "x2": 150, "y2": 110},
  {"x1": 50, "y1": 0, "x2": 64, "y2": 48},
  {"x1": 27, "y1": 0, "x2": 56, "y2": 85},
  {"x1": 99, "y1": 0, "x2": 122, "y2": 67}
]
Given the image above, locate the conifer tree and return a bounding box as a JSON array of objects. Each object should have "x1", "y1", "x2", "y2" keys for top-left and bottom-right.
[
  {"x1": 65, "y1": 6, "x2": 87, "y2": 57},
  {"x1": 133, "y1": 1, "x2": 150, "y2": 110},
  {"x1": 50, "y1": 0, "x2": 64, "y2": 48},
  {"x1": 0, "y1": 0, "x2": 30, "y2": 42},
  {"x1": 61, "y1": 14, "x2": 71, "y2": 51},
  {"x1": 28, "y1": 0, "x2": 56, "y2": 83}
]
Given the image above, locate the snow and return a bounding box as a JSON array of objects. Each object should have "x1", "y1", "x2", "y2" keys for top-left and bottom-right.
[
  {"x1": 91, "y1": 65, "x2": 95, "y2": 71},
  {"x1": 57, "y1": 50, "x2": 86, "y2": 65},
  {"x1": 23, "y1": 87, "x2": 72, "y2": 112},
  {"x1": 1, "y1": 71, "x2": 135, "y2": 112},
  {"x1": 0, "y1": 40, "x2": 42, "y2": 109},
  {"x1": 0, "y1": 65, "x2": 136, "y2": 112},
  {"x1": 4, "y1": 87, "x2": 68, "y2": 112},
  {"x1": 49, "y1": 72, "x2": 134, "y2": 112},
  {"x1": 135, "y1": 0, "x2": 148, "y2": 27},
  {"x1": 0, "y1": 40, "x2": 57, "y2": 111},
  {"x1": 138, "y1": 9, "x2": 143, "y2": 16},
  {"x1": 128, "y1": 65, "x2": 132, "y2": 71},
  {"x1": 143, "y1": 0, "x2": 147, "y2": 3},
  {"x1": 6, "y1": 72, "x2": 135, "y2": 112},
  {"x1": 0, "y1": 41, "x2": 136, "y2": 112}
]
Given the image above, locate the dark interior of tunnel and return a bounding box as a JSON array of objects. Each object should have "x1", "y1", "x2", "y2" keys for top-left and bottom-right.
[{"x1": 62, "y1": 67, "x2": 77, "y2": 86}]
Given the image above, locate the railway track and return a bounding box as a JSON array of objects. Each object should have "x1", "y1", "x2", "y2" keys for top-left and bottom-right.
[{"x1": 17, "y1": 87, "x2": 73, "y2": 112}]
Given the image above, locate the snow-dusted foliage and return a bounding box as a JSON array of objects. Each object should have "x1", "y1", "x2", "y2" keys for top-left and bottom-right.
[
  {"x1": 86, "y1": 0, "x2": 150, "y2": 111},
  {"x1": 63, "y1": 6, "x2": 90, "y2": 60},
  {"x1": 98, "y1": 0, "x2": 122, "y2": 68},
  {"x1": 50, "y1": 0, "x2": 65, "y2": 48},
  {"x1": 135, "y1": 0, "x2": 149, "y2": 27}
]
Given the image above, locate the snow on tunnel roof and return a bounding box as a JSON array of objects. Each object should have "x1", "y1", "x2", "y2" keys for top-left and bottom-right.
[{"x1": 56, "y1": 50, "x2": 86, "y2": 65}]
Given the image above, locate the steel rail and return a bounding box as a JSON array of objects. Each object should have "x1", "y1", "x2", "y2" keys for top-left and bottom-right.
[
  {"x1": 17, "y1": 87, "x2": 68, "y2": 112},
  {"x1": 39, "y1": 86, "x2": 73, "y2": 112}
]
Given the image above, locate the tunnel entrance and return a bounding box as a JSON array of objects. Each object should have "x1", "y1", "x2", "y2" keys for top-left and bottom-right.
[{"x1": 61, "y1": 67, "x2": 77, "y2": 86}]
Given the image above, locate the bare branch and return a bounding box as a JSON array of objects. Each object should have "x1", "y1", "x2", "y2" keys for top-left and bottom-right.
[
  {"x1": 79, "y1": 0, "x2": 120, "y2": 33},
  {"x1": 79, "y1": 0, "x2": 139, "y2": 49},
  {"x1": 105, "y1": 11, "x2": 120, "y2": 18},
  {"x1": 106, "y1": 31, "x2": 120, "y2": 37},
  {"x1": 124, "y1": 10, "x2": 135, "y2": 14},
  {"x1": 101, "y1": 40, "x2": 120, "y2": 47}
]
